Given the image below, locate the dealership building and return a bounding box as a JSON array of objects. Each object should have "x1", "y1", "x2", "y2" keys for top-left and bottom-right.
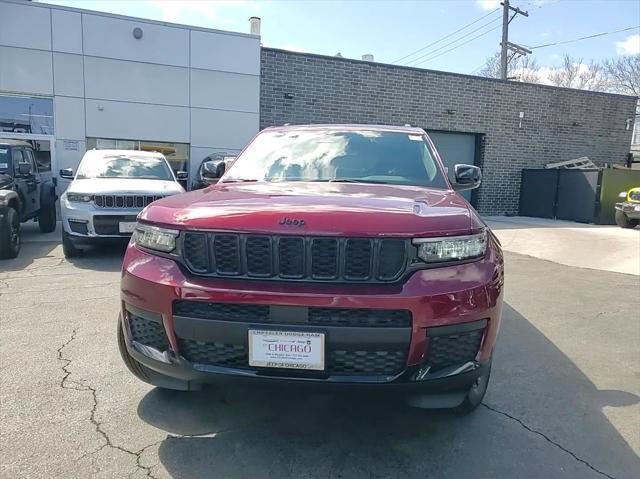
[{"x1": 1, "y1": 0, "x2": 637, "y2": 214}]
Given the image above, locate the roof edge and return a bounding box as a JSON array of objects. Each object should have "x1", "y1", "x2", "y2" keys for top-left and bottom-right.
[
  {"x1": 262, "y1": 47, "x2": 639, "y2": 101},
  {"x1": 5, "y1": 0, "x2": 259, "y2": 39}
]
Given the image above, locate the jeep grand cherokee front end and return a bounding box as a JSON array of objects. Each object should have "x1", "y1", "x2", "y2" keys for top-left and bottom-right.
[{"x1": 118, "y1": 125, "x2": 504, "y2": 413}]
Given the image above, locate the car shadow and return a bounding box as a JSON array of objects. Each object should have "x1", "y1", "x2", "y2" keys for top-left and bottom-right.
[
  {"x1": 136, "y1": 303, "x2": 640, "y2": 478},
  {"x1": 65, "y1": 241, "x2": 128, "y2": 272},
  {"x1": 0, "y1": 241, "x2": 60, "y2": 272}
]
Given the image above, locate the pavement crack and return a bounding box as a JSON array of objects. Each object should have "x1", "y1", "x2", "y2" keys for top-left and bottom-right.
[
  {"x1": 57, "y1": 329, "x2": 160, "y2": 479},
  {"x1": 482, "y1": 403, "x2": 616, "y2": 479}
]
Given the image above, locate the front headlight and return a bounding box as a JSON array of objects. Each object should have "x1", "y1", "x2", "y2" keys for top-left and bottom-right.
[
  {"x1": 66, "y1": 193, "x2": 93, "y2": 202},
  {"x1": 413, "y1": 231, "x2": 487, "y2": 263},
  {"x1": 132, "y1": 224, "x2": 179, "y2": 252}
]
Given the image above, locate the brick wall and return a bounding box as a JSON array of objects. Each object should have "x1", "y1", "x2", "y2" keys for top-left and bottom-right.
[{"x1": 260, "y1": 48, "x2": 637, "y2": 215}]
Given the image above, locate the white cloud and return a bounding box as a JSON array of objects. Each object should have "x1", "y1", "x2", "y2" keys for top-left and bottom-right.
[
  {"x1": 474, "y1": 0, "x2": 501, "y2": 10},
  {"x1": 615, "y1": 34, "x2": 640, "y2": 55}
]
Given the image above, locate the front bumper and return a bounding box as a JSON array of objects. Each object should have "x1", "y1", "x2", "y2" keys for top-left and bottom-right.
[
  {"x1": 61, "y1": 196, "x2": 141, "y2": 238},
  {"x1": 615, "y1": 202, "x2": 640, "y2": 219},
  {"x1": 120, "y1": 240, "x2": 504, "y2": 393}
]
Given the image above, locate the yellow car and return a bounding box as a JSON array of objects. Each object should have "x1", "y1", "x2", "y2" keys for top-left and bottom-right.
[{"x1": 615, "y1": 187, "x2": 640, "y2": 229}]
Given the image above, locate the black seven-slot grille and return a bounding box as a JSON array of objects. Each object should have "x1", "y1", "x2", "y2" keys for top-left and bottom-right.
[
  {"x1": 172, "y1": 301, "x2": 411, "y2": 375},
  {"x1": 94, "y1": 194, "x2": 164, "y2": 208},
  {"x1": 182, "y1": 232, "x2": 408, "y2": 282}
]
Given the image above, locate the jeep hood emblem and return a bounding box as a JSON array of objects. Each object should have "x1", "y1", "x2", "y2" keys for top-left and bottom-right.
[{"x1": 279, "y1": 217, "x2": 306, "y2": 227}]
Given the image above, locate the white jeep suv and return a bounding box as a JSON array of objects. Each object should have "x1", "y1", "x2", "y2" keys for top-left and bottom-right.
[{"x1": 60, "y1": 149, "x2": 185, "y2": 257}]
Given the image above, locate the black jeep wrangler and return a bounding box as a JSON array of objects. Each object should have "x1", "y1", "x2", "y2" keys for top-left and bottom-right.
[{"x1": 0, "y1": 140, "x2": 57, "y2": 259}]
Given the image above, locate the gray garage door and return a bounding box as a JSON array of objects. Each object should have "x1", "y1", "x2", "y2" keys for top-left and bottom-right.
[{"x1": 427, "y1": 131, "x2": 477, "y2": 202}]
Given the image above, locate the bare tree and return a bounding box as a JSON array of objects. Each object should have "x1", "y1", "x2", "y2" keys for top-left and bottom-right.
[
  {"x1": 546, "y1": 54, "x2": 610, "y2": 92},
  {"x1": 478, "y1": 52, "x2": 501, "y2": 78},
  {"x1": 512, "y1": 56, "x2": 540, "y2": 83},
  {"x1": 602, "y1": 54, "x2": 640, "y2": 97},
  {"x1": 478, "y1": 51, "x2": 539, "y2": 83}
]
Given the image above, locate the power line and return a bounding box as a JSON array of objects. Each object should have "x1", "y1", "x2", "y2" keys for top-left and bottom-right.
[
  {"x1": 526, "y1": 25, "x2": 639, "y2": 49},
  {"x1": 392, "y1": 7, "x2": 500, "y2": 64},
  {"x1": 411, "y1": 25, "x2": 502, "y2": 68},
  {"x1": 405, "y1": 16, "x2": 502, "y2": 66}
]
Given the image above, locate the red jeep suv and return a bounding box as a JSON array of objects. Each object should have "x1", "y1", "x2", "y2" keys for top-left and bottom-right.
[{"x1": 118, "y1": 125, "x2": 504, "y2": 412}]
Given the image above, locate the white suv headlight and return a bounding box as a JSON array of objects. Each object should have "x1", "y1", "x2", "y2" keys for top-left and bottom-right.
[
  {"x1": 66, "y1": 193, "x2": 93, "y2": 202},
  {"x1": 132, "y1": 224, "x2": 179, "y2": 252},
  {"x1": 413, "y1": 231, "x2": 487, "y2": 263}
]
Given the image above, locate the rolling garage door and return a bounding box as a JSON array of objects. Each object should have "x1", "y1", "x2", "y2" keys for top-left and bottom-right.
[{"x1": 427, "y1": 131, "x2": 478, "y2": 203}]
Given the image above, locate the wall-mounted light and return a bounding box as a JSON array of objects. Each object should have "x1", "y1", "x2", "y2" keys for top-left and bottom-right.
[
  {"x1": 97, "y1": 104, "x2": 104, "y2": 111},
  {"x1": 133, "y1": 27, "x2": 143, "y2": 39},
  {"x1": 626, "y1": 118, "x2": 633, "y2": 130},
  {"x1": 519, "y1": 111, "x2": 524, "y2": 129},
  {"x1": 446, "y1": 109, "x2": 457, "y2": 115},
  {"x1": 284, "y1": 93, "x2": 294, "y2": 99}
]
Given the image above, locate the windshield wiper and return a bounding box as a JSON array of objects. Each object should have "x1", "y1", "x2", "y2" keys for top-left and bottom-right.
[
  {"x1": 220, "y1": 178, "x2": 260, "y2": 183},
  {"x1": 327, "y1": 178, "x2": 391, "y2": 185}
]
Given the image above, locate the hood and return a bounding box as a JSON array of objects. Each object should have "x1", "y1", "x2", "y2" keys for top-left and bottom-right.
[
  {"x1": 67, "y1": 178, "x2": 183, "y2": 195},
  {"x1": 140, "y1": 182, "x2": 483, "y2": 238},
  {"x1": 0, "y1": 173, "x2": 13, "y2": 190}
]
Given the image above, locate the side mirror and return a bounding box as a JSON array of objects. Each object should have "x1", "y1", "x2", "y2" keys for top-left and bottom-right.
[
  {"x1": 618, "y1": 191, "x2": 627, "y2": 199},
  {"x1": 201, "y1": 160, "x2": 225, "y2": 179},
  {"x1": 176, "y1": 171, "x2": 188, "y2": 180},
  {"x1": 59, "y1": 168, "x2": 74, "y2": 179},
  {"x1": 453, "y1": 164, "x2": 481, "y2": 191},
  {"x1": 18, "y1": 163, "x2": 32, "y2": 175}
]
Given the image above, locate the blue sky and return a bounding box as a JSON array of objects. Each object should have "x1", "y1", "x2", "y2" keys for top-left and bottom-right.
[{"x1": 39, "y1": 0, "x2": 640, "y2": 75}]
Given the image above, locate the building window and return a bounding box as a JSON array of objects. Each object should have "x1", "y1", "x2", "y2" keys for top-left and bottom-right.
[
  {"x1": 86, "y1": 138, "x2": 189, "y2": 173},
  {"x1": 0, "y1": 95, "x2": 54, "y2": 135}
]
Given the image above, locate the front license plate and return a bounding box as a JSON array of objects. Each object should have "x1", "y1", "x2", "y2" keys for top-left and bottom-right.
[
  {"x1": 118, "y1": 222, "x2": 137, "y2": 233},
  {"x1": 248, "y1": 330, "x2": 325, "y2": 371},
  {"x1": 634, "y1": 205, "x2": 640, "y2": 211}
]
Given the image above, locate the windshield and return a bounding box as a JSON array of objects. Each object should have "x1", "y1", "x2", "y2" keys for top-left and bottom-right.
[
  {"x1": 223, "y1": 129, "x2": 448, "y2": 188},
  {"x1": 0, "y1": 147, "x2": 10, "y2": 174},
  {"x1": 76, "y1": 155, "x2": 173, "y2": 180}
]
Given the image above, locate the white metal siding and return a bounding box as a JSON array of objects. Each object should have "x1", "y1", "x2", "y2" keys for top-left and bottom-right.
[
  {"x1": 81, "y1": 14, "x2": 190, "y2": 67},
  {"x1": 0, "y1": 1, "x2": 51, "y2": 50},
  {"x1": 0, "y1": 0, "x2": 261, "y2": 175},
  {"x1": 0, "y1": 46, "x2": 53, "y2": 95},
  {"x1": 51, "y1": 9, "x2": 82, "y2": 54},
  {"x1": 85, "y1": 99, "x2": 190, "y2": 143},
  {"x1": 84, "y1": 57, "x2": 189, "y2": 106}
]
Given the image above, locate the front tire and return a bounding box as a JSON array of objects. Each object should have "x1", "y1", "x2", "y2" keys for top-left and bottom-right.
[
  {"x1": 0, "y1": 207, "x2": 21, "y2": 259},
  {"x1": 62, "y1": 231, "x2": 81, "y2": 258},
  {"x1": 615, "y1": 210, "x2": 639, "y2": 229},
  {"x1": 38, "y1": 204, "x2": 57, "y2": 233},
  {"x1": 453, "y1": 360, "x2": 492, "y2": 414}
]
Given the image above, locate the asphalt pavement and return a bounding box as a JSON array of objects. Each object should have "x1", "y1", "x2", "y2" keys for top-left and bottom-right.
[{"x1": 1, "y1": 223, "x2": 639, "y2": 479}]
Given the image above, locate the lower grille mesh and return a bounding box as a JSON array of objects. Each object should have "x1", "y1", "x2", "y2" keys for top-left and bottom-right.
[
  {"x1": 178, "y1": 340, "x2": 247, "y2": 368},
  {"x1": 129, "y1": 315, "x2": 169, "y2": 351},
  {"x1": 329, "y1": 350, "x2": 406, "y2": 375},
  {"x1": 427, "y1": 330, "x2": 483, "y2": 371}
]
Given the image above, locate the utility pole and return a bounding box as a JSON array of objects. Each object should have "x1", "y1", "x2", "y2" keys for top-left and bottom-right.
[
  {"x1": 500, "y1": 1, "x2": 529, "y2": 80},
  {"x1": 500, "y1": 0, "x2": 510, "y2": 80}
]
